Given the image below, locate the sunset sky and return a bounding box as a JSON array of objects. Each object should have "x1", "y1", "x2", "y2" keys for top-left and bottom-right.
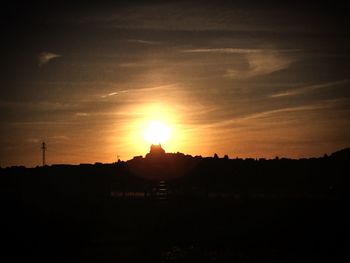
[{"x1": 1, "y1": 1, "x2": 350, "y2": 167}]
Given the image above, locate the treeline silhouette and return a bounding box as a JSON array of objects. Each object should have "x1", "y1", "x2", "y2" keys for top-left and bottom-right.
[{"x1": 0, "y1": 147, "x2": 348, "y2": 262}]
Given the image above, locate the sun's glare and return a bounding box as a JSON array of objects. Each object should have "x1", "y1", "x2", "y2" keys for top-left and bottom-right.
[
  {"x1": 120, "y1": 102, "x2": 188, "y2": 157},
  {"x1": 144, "y1": 121, "x2": 171, "y2": 144}
]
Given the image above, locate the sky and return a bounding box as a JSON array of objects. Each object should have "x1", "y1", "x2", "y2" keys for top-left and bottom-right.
[{"x1": 1, "y1": 1, "x2": 350, "y2": 167}]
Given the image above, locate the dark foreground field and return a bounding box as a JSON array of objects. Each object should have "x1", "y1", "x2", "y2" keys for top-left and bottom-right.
[
  {"x1": 1, "y1": 149, "x2": 349, "y2": 262},
  {"x1": 2, "y1": 195, "x2": 347, "y2": 262}
]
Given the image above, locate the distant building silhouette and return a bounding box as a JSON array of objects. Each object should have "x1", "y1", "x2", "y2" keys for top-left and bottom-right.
[{"x1": 146, "y1": 144, "x2": 166, "y2": 158}]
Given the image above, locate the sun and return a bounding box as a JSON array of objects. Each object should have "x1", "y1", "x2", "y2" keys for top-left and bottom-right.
[
  {"x1": 122, "y1": 103, "x2": 185, "y2": 156},
  {"x1": 144, "y1": 120, "x2": 171, "y2": 145}
]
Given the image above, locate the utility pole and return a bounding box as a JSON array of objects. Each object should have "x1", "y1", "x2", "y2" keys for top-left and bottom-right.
[{"x1": 41, "y1": 142, "x2": 46, "y2": 166}]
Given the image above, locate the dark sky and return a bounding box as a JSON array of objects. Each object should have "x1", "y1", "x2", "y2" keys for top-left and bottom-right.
[{"x1": 1, "y1": 1, "x2": 350, "y2": 166}]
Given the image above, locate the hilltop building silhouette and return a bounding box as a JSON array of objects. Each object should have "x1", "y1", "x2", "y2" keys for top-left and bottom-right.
[{"x1": 145, "y1": 144, "x2": 166, "y2": 158}]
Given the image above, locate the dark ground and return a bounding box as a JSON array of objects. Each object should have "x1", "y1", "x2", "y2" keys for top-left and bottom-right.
[
  {"x1": 1, "y1": 149, "x2": 349, "y2": 262},
  {"x1": 1, "y1": 195, "x2": 347, "y2": 262}
]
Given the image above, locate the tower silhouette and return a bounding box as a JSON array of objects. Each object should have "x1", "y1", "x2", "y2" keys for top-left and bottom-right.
[{"x1": 41, "y1": 142, "x2": 46, "y2": 166}]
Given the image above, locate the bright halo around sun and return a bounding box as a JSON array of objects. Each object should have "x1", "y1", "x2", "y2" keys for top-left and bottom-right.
[
  {"x1": 144, "y1": 120, "x2": 171, "y2": 144},
  {"x1": 123, "y1": 102, "x2": 185, "y2": 156}
]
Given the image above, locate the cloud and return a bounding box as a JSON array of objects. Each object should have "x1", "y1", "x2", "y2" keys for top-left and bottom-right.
[
  {"x1": 27, "y1": 138, "x2": 40, "y2": 144},
  {"x1": 75, "y1": 112, "x2": 90, "y2": 117},
  {"x1": 270, "y1": 79, "x2": 350, "y2": 98},
  {"x1": 100, "y1": 92, "x2": 120, "y2": 98},
  {"x1": 0, "y1": 100, "x2": 78, "y2": 111},
  {"x1": 238, "y1": 103, "x2": 334, "y2": 121},
  {"x1": 38, "y1": 51, "x2": 61, "y2": 66},
  {"x1": 100, "y1": 84, "x2": 177, "y2": 98},
  {"x1": 127, "y1": 39, "x2": 160, "y2": 45},
  {"x1": 182, "y1": 48, "x2": 300, "y2": 54},
  {"x1": 198, "y1": 99, "x2": 344, "y2": 131},
  {"x1": 50, "y1": 135, "x2": 69, "y2": 141},
  {"x1": 225, "y1": 51, "x2": 294, "y2": 79},
  {"x1": 100, "y1": 90, "x2": 130, "y2": 98},
  {"x1": 80, "y1": 2, "x2": 323, "y2": 33}
]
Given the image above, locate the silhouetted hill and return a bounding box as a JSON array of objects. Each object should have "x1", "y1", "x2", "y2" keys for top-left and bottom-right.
[
  {"x1": 0, "y1": 147, "x2": 349, "y2": 199},
  {"x1": 330, "y1": 147, "x2": 350, "y2": 160}
]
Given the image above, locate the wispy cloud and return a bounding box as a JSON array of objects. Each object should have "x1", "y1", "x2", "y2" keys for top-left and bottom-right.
[
  {"x1": 225, "y1": 51, "x2": 294, "y2": 79},
  {"x1": 100, "y1": 84, "x2": 177, "y2": 98},
  {"x1": 118, "y1": 62, "x2": 161, "y2": 68},
  {"x1": 182, "y1": 48, "x2": 301, "y2": 54},
  {"x1": 199, "y1": 99, "x2": 344, "y2": 130},
  {"x1": 27, "y1": 138, "x2": 40, "y2": 144},
  {"x1": 50, "y1": 135, "x2": 69, "y2": 141},
  {"x1": 0, "y1": 100, "x2": 78, "y2": 111},
  {"x1": 239, "y1": 103, "x2": 334, "y2": 121},
  {"x1": 127, "y1": 39, "x2": 161, "y2": 45},
  {"x1": 81, "y1": 2, "x2": 322, "y2": 33},
  {"x1": 118, "y1": 63, "x2": 144, "y2": 68},
  {"x1": 75, "y1": 112, "x2": 90, "y2": 117},
  {"x1": 38, "y1": 51, "x2": 61, "y2": 66},
  {"x1": 180, "y1": 47, "x2": 297, "y2": 80},
  {"x1": 100, "y1": 90, "x2": 130, "y2": 98},
  {"x1": 270, "y1": 79, "x2": 350, "y2": 98},
  {"x1": 27, "y1": 135, "x2": 68, "y2": 144}
]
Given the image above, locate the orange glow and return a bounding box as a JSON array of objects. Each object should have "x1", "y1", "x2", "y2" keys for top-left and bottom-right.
[
  {"x1": 144, "y1": 121, "x2": 171, "y2": 144},
  {"x1": 123, "y1": 103, "x2": 185, "y2": 156}
]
